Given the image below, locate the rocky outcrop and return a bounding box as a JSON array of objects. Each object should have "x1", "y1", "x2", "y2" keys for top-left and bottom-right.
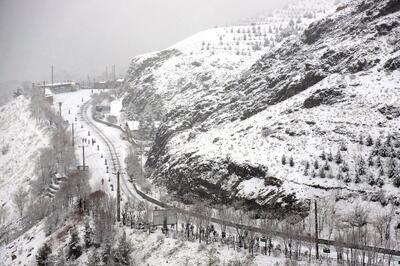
[
  {"x1": 303, "y1": 87, "x2": 344, "y2": 108},
  {"x1": 384, "y1": 55, "x2": 400, "y2": 70}
]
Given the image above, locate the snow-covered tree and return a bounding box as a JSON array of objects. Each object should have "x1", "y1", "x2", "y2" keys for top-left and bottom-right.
[
  {"x1": 327, "y1": 151, "x2": 333, "y2": 162},
  {"x1": 341, "y1": 161, "x2": 349, "y2": 172},
  {"x1": 311, "y1": 169, "x2": 316, "y2": 178},
  {"x1": 368, "y1": 153, "x2": 374, "y2": 167},
  {"x1": 354, "y1": 171, "x2": 361, "y2": 184},
  {"x1": 314, "y1": 159, "x2": 319, "y2": 170},
  {"x1": 36, "y1": 243, "x2": 52, "y2": 266},
  {"x1": 320, "y1": 151, "x2": 326, "y2": 161},
  {"x1": 102, "y1": 239, "x2": 114, "y2": 265},
  {"x1": 328, "y1": 169, "x2": 334, "y2": 179},
  {"x1": 357, "y1": 156, "x2": 366, "y2": 176},
  {"x1": 84, "y1": 219, "x2": 93, "y2": 249},
  {"x1": 319, "y1": 168, "x2": 326, "y2": 178},
  {"x1": 281, "y1": 154, "x2": 287, "y2": 165},
  {"x1": 379, "y1": 166, "x2": 385, "y2": 176},
  {"x1": 376, "y1": 156, "x2": 382, "y2": 168},
  {"x1": 114, "y1": 231, "x2": 132, "y2": 266},
  {"x1": 67, "y1": 227, "x2": 82, "y2": 260},
  {"x1": 376, "y1": 177, "x2": 384, "y2": 188},
  {"x1": 387, "y1": 157, "x2": 397, "y2": 179},
  {"x1": 335, "y1": 150, "x2": 342, "y2": 164},
  {"x1": 304, "y1": 161, "x2": 310, "y2": 176},
  {"x1": 366, "y1": 135, "x2": 373, "y2": 146}
]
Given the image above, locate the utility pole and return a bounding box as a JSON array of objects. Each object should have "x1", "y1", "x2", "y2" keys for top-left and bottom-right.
[
  {"x1": 140, "y1": 142, "x2": 143, "y2": 178},
  {"x1": 58, "y1": 102, "x2": 62, "y2": 119},
  {"x1": 314, "y1": 200, "x2": 319, "y2": 260},
  {"x1": 113, "y1": 64, "x2": 116, "y2": 81},
  {"x1": 117, "y1": 170, "x2": 121, "y2": 222},
  {"x1": 71, "y1": 123, "x2": 74, "y2": 147},
  {"x1": 82, "y1": 145, "x2": 86, "y2": 170},
  {"x1": 51, "y1": 65, "x2": 54, "y2": 85}
]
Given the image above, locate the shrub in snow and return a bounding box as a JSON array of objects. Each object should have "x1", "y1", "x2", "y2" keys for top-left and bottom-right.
[
  {"x1": 304, "y1": 161, "x2": 310, "y2": 176},
  {"x1": 114, "y1": 231, "x2": 132, "y2": 266},
  {"x1": 327, "y1": 170, "x2": 334, "y2": 179},
  {"x1": 314, "y1": 159, "x2": 319, "y2": 170},
  {"x1": 376, "y1": 156, "x2": 382, "y2": 168},
  {"x1": 354, "y1": 172, "x2": 361, "y2": 184},
  {"x1": 311, "y1": 169, "x2": 316, "y2": 178},
  {"x1": 336, "y1": 172, "x2": 343, "y2": 181},
  {"x1": 84, "y1": 219, "x2": 93, "y2": 249},
  {"x1": 343, "y1": 173, "x2": 351, "y2": 183},
  {"x1": 197, "y1": 243, "x2": 207, "y2": 252},
  {"x1": 87, "y1": 251, "x2": 100, "y2": 266},
  {"x1": 341, "y1": 161, "x2": 349, "y2": 172},
  {"x1": 340, "y1": 142, "x2": 347, "y2": 151},
  {"x1": 106, "y1": 115, "x2": 118, "y2": 124},
  {"x1": 366, "y1": 135, "x2": 373, "y2": 146},
  {"x1": 379, "y1": 166, "x2": 385, "y2": 176},
  {"x1": 376, "y1": 177, "x2": 384, "y2": 188},
  {"x1": 367, "y1": 173, "x2": 376, "y2": 186},
  {"x1": 323, "y1": 160, "x2": 330, "y2": 171},
  {"x1": 289, "y1": 156, "x2": 294, "y2": 167},
  {"x1": 1, "y1": 144, "x2": 9, "y2": 155},
  {"x1": 320, "y1": 151, "x2": 326, "y2": 161},
  {"x1": 359, "y1": 134, "x2": 364, "y2": 145},
  {"x1": 281, "y1": 154, "x2": 287, "y2": 165}
]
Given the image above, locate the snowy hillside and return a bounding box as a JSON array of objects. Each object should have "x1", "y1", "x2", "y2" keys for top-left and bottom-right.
[
  {"x1": 122, "y1": 0, "x2": 337, "y2": 120},
  {"x1": 121, "y1": 0, "x2": 400, "y2": 215},
  {"x1": 0, "y1": 96, "x2": 48, "y2": 224}
]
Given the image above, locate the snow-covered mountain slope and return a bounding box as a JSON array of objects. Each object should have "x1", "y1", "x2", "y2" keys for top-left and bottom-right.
[
  {"x1": 0, "y1": 96, "x2": 48, "y2": 224},
  {"x1": 122, "y1": 0, "x2": 400, "y2": 215},
  {"x1": 121, "y1": 0, "x2": 336, "y2": 121}
]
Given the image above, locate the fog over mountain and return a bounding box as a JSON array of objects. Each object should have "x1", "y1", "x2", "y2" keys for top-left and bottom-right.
[{"x1": 0, "y1": 0, "x2": 292, "y2": 84}]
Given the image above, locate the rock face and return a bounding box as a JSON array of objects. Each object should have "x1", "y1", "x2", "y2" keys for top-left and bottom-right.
[{"x1": 122, "y1": 0, "x2": 400, "y2": 216}]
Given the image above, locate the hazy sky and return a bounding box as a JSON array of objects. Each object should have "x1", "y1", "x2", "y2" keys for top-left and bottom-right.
[{"x1": 0, "y1": 0, "x2": 292, "y2": 84}]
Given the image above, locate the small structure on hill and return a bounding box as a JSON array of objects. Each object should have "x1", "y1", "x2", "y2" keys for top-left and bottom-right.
[
  {"x1": 38, "y1": 81, "x2": 79, "y2": 94},
  {"x1": 44, "y1": 88, "x2": 53, "y2": 105}
]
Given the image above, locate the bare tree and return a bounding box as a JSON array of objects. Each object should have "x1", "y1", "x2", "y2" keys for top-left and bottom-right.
[{"x1": 13, "y1": 187, "x2": 29, "y2": 217}]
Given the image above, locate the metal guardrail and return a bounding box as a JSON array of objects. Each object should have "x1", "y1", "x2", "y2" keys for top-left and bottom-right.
[{"x1": 132, "y1": 182, "x2": 400, "y2": 256}]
